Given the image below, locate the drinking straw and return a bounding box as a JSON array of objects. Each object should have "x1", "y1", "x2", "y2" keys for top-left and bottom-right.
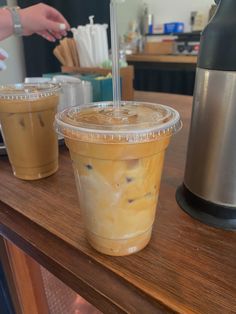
[{"x1": 110, "y1": 0, "x2": 124, "y2": 109}]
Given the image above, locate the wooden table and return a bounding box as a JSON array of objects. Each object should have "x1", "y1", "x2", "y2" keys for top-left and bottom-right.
[{"x1": 0, "y1": 91, "x2": 236, "y2": 314}]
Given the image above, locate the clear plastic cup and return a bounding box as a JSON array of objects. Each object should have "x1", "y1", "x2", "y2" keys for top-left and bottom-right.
[
  {"x1": 55, "y1": 101, "x2": 181, "y2": 256},
  {"x1": 0, "y1": 83, "x2": 60, "y2": 180},
  {"x1": 56, "y1": 81, "x2": 93, "y2": 112}
]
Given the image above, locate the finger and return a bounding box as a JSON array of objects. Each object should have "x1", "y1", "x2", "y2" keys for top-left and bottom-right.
[
  {"x1": 49, "y1": 30, "x2": 62, "y2": 40},
  {"x1": 37, "y1": 31, "x2": 56, "y2": 42},
  {"x1": 0, "y1": 48, "x2": 8, "y2": 60},
  {"x1": 0, "y1": 61, "x2": 7, "y2": 71},
  {"x1": 60, "y1": 29, "x2": 68, "y2": 37},
  {"x1": 58, "y1": 24, "x2": 67, "y2": 34},
  {"x1": 43, "y1": 20, "x2": 70, "y2": 35},
  {"x1": 46, "y1": 7, "x2": 70, "y2": 30}
]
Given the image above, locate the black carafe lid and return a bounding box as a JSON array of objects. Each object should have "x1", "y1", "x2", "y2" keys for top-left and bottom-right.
[{"x1": 198, "y1": 0, "x2": 236, "y2": 71}]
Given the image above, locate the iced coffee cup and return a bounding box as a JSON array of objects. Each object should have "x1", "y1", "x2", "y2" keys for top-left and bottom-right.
[
  {"x1": 0, "y1": 83, "x2": 60, "y2": 180},
  {"x1": 55, "y1": 101, "x2": 181, "y2": 256}
]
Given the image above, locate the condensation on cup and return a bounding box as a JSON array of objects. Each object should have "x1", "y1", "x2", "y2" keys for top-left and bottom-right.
[{"x1": 55, "y1": 101, "x2": 182, "y2": 256}]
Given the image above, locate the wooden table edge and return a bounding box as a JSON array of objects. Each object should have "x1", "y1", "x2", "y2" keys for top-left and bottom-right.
[{"x1": 0, "y1": 200, "x2": 177, "y2": 314}]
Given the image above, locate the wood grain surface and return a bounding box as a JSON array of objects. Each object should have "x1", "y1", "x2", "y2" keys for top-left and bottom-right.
[
  {"x1": 1, "y1": 240, "x2": 49, "y2": 314},
  {"x1": 0, "y1": 91, "x2": 236, "y2": 314},
  {"x1": 126, "y1": 54, "x2": 197, "y2": 64}
]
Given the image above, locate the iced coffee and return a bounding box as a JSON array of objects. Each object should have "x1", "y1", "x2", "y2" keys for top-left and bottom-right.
[
  {"x1": 56, "y1": 102, "x2": 181, "y2": 256},
  {"x1": 0, "y1": 84, "x2": 60, "y2": 180}
]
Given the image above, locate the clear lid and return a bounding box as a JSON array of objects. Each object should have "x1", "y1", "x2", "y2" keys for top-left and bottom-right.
[
  {"x1": 52, "y1": 75, "x2": 82, "y2": 87},
  {"x1": 55, "y1": 101, "x2": 182, "y2": 143},
  {"x1": 0, "y1": 83, "x2": 60, "y2": 100}
]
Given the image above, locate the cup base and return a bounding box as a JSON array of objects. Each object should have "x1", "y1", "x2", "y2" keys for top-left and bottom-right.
[
  {"x1": 12, "y1": 160, "x2": 58, "y2": 180},
  {"x1": 86, "y1": 228, "x2": 152, "y2": 256}
]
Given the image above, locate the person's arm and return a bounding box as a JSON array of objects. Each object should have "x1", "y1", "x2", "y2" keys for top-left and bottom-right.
[
  {"x1": 0, "y1": 8, "x2": 13, "y2": 41},
  {"x1": 0, "y1": 3, "x2": 70, "y2": 42}
]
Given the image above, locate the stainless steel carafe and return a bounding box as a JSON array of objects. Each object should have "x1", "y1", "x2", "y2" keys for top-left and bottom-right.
[{"x1": 176, "y1": 0, "x2": 236, "y2": 229}]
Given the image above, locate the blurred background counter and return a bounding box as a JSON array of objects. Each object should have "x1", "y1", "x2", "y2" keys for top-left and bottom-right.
[
  {"x1": 0, "y1": 0, "x2": 216, "y2": 98},
  {"x1": 127, "y1": 53, "x2": 197, "y2": 96}
]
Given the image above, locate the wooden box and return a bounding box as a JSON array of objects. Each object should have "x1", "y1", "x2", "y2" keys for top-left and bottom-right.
[
  {"x1": 61, "y1": 65, "x2": 134, "y2": 101},
  {"x1": 144, "y1": 42, "x2": 174, "y2": 55}
]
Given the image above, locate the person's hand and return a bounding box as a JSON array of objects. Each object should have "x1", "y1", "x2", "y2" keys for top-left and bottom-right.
[
  {"x1": 20, "y1": 3, "x2": 70, "y2": 42},
  {"x1": 0, "y1": 48, "x2": 8, "y2": 70}
]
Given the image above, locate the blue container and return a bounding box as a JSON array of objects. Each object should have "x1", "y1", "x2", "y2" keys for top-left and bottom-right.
[{"x1": 164, "y1": 22, "x2": 184, "y2": 34}]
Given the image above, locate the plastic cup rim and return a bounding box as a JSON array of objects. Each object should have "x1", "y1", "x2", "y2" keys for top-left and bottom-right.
[
  {"x1": 55, "y1": 101, "x2": 182, "y2": 137},
  {"x1": 0, "y1": 82, "x2": 61, "y2": 100}
]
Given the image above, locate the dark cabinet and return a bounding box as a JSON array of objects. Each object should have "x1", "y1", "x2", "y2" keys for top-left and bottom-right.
[{"x1": 128, "y1": 61, "x2": 196, "y2": 96}]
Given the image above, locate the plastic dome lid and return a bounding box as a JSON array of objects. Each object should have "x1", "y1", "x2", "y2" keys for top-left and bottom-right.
[
  {"x1": 0, "y1": 83, "x2": 60, "y2": 100},
  {"x1": 55, "y1": 101, "x2": 182, "y2": 143}
]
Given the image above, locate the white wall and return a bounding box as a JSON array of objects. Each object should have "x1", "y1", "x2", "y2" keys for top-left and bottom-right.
[
  {"x1": 117, "y1": 0, "x2": 143, "y2": 37},
  {"x1": 0, "y1": 36, "x2": 26, "y2": 84},
  {"x1": 0, "y1": 0, "x2": 26, "y2": 84},
  {"x1": 144, "y1": 0, "x2": 215, "y2": 32}
]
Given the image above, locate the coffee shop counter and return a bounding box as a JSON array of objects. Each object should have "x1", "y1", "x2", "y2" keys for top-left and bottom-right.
[
  {"x1": 126, "y1": 54, "x2": 197, "y2": 64},
  {"x1": 127, "y1": 55, "x2": 197, "y2": 96},
  {"x1": 0, "y1": 91, "x2": 235, "y2": 314}
]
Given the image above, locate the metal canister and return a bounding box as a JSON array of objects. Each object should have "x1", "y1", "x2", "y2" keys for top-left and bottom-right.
[{"x1": 176, "y1": 0, "x2": 236, "y2": 230}]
